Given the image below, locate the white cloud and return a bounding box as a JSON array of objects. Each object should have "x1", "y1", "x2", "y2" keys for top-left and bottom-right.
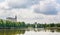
[
  {"x1": 6, "y1": 0, "x2": 40, "y2": 8},
  {"x1": 0, "y1": 0, "x2": 60, "y2": 24},
  {"x1": 32, "y1": 0, "x2": 58, "y2": 15}
]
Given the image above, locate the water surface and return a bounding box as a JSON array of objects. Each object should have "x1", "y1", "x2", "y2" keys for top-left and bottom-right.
[{"x1": 0, "y1": 28, "x2": 60, "y2": 35}]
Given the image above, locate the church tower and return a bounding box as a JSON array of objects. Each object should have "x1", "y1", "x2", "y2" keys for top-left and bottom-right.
[
  {"x1": 15, "y1": 15, "x2": 17, "y2": 19},
  {"x1": 15, "y1": 15, "x2": 17, "y2": 22}
]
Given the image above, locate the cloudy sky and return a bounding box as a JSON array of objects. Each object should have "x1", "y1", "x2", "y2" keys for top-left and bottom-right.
[{"x1": 0, "y1": 0, "x2": 60, "y2": 23}]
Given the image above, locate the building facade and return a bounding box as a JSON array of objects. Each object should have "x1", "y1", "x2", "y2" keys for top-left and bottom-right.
[{"x1": 6, "y1": 16, "x2": 17, "y2": 22}]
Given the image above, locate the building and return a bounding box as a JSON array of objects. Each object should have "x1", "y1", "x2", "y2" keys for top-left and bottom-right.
[{"x1": 6, "y1": 16, "x2": 17, "y2": 22}]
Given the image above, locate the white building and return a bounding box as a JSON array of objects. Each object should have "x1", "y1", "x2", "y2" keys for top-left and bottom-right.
[{"x1": 6, "y1": 16, "x2": 17, "y2": 22}]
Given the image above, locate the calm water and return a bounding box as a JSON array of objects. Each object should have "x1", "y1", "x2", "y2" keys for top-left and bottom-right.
[{"x1": 0, "y1": 28, "x2": 60, "y2": 35}]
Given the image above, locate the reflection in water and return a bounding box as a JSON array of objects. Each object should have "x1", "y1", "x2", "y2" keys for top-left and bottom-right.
[
  {"x1": 0, "y1": 29, "x2": 25, "y2": 35},
  {"x1": 0, "y1": 28, "x2": 60, "y2": 35}
]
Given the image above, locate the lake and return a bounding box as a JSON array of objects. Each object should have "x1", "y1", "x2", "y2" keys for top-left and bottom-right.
[{"x1": 0, "y1": 28, "x2": 60, "y2": 35}]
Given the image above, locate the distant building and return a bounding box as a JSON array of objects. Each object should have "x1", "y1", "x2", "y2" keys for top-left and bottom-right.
[
  {"x1": 35, "y1": 22, "x2": 37, "y2": 28},
  {"x1": 6, "y1": 16, "x2": 17, "y2": 22}
]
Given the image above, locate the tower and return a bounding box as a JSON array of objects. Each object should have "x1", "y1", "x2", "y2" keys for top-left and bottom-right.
[
  {"x1": 15, "y1": 15, "x2": 17, "y2": 22},
  {"x1": 15, "y1": 15, "x2": 17, "y2": 19}
]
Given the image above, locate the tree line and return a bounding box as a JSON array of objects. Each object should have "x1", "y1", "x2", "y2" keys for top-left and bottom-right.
[{"x1": 0, "y1": 19, "x2": 60, "y2": 29}]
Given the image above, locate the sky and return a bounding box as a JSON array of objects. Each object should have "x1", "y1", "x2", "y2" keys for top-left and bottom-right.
[{"x1": 0, "y1": 0, "x2": 60, "y2": 24}]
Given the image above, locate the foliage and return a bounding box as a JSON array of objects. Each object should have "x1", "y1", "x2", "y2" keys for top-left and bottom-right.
[{"x1": 0, "y1": 19, "x2": 60, "y2": 29}]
